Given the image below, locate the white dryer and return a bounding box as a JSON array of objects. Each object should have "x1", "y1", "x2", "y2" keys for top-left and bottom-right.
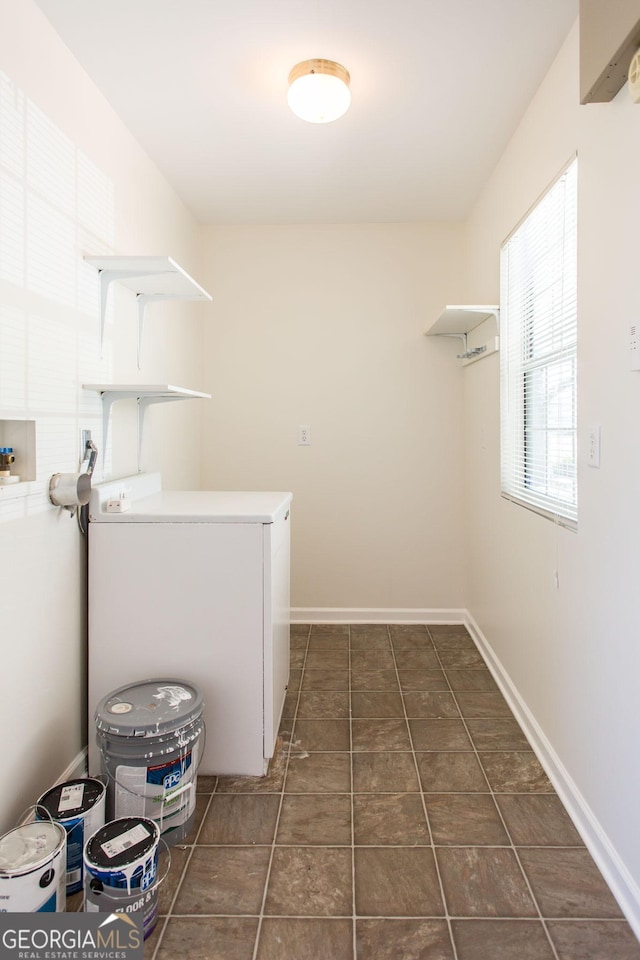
[{"x1": 87, "y1": 473, "x2": 292, "y2": 777}]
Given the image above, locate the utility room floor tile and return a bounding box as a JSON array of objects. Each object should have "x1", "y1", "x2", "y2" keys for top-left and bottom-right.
[
  {"x1": 354, "y1": 847, "x2": 444, "y2": 917},
  {"x1": 256, "y1": 918, "x2": 353, "y2": 960},
  {"x1": 154, "y1": 917, "x2": 259, "y2": 960},
  {"x1": 437, "y1": 847, "x2": 538, "y2": 918},
  {"x1": 265, "y1": 847, "x2": 352, "y2": 916},
  {"x1": 425, "y1": 793, "x2": 510, "y2": 846},
  {"x1": 356, "y1": 919, "x2": 454, "y2": 960},
  {"x1": 518, "y1": 848, "x2": 625, "y2": 918},
  {"x1": 276, "y1": 794, "x2": 352, "y2": 845},
  {"x1": 495, "y1": 794, "x2": 584, "y2": 846},
  {"x1": 451, "y1": 919, "x2": 556, "y2": 960},
  {"x1": 353, "y1": 793, "x2": 430, "y2": 845},
  {"x1": 173, "y1": 846, "x2": 270, "y2": 916}
]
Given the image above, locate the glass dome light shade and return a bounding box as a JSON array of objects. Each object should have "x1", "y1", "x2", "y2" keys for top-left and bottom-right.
[{"x1": 287, "y1": 59, "x2": 351, "y2": 123}]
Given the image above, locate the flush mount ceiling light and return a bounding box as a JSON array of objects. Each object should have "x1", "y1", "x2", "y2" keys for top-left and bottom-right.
[{"x1": 287, "y1": 59, "x2": 351, "y2": 123}]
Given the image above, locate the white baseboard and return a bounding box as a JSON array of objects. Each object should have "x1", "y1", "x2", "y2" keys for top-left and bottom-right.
[
  {"x1": 290, "y1": 607, "x2": 467, "y2": 624},
  {"x1": 21, "y1": 749, "x2": 88, "y2": 825},
  {"x1": 465, "y1": 612, "x2": 640, "y2": 939},
  {"x1": 57, "y1": 747, "x2": 88, "y2": 784}
]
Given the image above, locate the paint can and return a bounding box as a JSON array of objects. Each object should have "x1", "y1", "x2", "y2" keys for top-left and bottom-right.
[
  {"x1": 95, "y1": 678, "x2": 205, "y2": 846},
  {"x1": 83, "y1": 816, "x2": 161, "y2": 939},
  {"x1": 0, "y1": 818, "x2": 67, "y2": 912},
  {"x1": 37, "y1": 778, "x2": 106, "y2": 895}
]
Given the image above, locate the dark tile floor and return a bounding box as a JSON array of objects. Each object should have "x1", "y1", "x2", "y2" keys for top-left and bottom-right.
[{"x1": 143, "y1": 624, "x2": 640, "y2": 959}]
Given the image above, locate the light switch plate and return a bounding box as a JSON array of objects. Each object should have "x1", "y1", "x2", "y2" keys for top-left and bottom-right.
[{"x1": 587, "y1": 424, "x2": 600, "y2": 468}]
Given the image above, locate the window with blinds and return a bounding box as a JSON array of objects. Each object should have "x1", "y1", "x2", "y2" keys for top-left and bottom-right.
[{"x1": 500, "y1": 158, "x2": 578, "y2": 528}]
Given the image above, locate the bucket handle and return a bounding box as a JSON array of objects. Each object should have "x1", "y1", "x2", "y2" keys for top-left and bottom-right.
[
  {"x1": 98, "y1": 743, "x2": 200, "y2": 836},
  {"x1": 19, "y1": 803, "x2": 55, "y2": 827},
  {"x1": 98, "y1": 720, "x2": 205, "y2": 807},
  {"x1": 159, "y1": 781, "x2": 192, "y2": 807}
]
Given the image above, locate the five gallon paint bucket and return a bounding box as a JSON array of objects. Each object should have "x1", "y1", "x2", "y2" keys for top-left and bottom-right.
[
  {"x1": 0, "y1": 818, "x2": 67, "y2": 912},
  {"x1": 37, "y1": 778, "x2": 106, "y2": 895},
  {"x1": 95, "y1": 679, "x2": 205, "y2": 846},
  {"x1": 83, "y1": 816, "x2": 161, "y2": 939}
]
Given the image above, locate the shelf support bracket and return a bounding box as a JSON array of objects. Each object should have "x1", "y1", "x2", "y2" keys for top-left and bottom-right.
[
  {"x1": 83, "y1": 383, "x2": 211, "y2": 478},
  {"x1": 95, "y1": 389, "x2": 141, "y2": 479},
  {"x1": 96, "y1": 268, "x2": 157, "y2": 358},
  {"x1": 439, "y1": 332, "x2": 468, "y2": 353}
]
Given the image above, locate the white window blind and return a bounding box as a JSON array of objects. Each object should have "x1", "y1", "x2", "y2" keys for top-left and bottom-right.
[{"x1": 500, "y1": 158, "x2": 577, "y2": 528}]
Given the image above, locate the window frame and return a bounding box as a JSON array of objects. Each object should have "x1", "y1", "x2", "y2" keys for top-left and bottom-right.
[{"x1": 499, "y1": 157, "x2": 578, "y2": 531}]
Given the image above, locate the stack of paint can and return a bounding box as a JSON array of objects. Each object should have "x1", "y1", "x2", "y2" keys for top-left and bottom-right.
[{"x1": 0, "y1": 676, "x2": 201, "y2": 934}]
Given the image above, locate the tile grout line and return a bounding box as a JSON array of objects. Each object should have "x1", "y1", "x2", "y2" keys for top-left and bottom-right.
[
  {"x1": 349, "y1": 625, "x2": 357, "y2": 960},
  {"x1": 172, "y1": 841, "x2": 589, "y2": 850},
  {"x1": 390, "y1": 624, "x2": 460, "y2": 960},
  {"x1": 426, "y1": 625, "x2": 561, "y2": 960},
  {"x1": 148, "y1": 778, "x2": 217, "y2": 959},
  {"x1": 250, "y1": 622, "x2": 311, "y2": 960},
  {"x1": 180, "y1": 841, "x2": 589, "y2": 850},
  {"x1": 147, "y1": 910, "x2": 633, "y2": 922}
]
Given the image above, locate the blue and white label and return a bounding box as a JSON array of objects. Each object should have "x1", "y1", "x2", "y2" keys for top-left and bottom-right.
[
  {"x1": 0, "y1": 844, "x2": 65, "y2": 912},
  {"x1": 113, "y1": 743, "x2": 198, "y2": 832}
]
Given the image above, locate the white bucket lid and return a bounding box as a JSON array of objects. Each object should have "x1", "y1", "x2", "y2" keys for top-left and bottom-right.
[{"x1": 0, "y1": 822, "x2": 65, "y2": 875}]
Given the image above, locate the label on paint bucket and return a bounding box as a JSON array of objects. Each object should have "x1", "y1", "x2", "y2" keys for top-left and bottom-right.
[
  {"x1": 58, "y1": 783, "x2": 85, "y2": 813},
  {"x1": 114, "y1": 742, "x2": 198, "y2": 829},
  {"x1": 101, "y1": 823, "x2": 151, "y2": 860}
]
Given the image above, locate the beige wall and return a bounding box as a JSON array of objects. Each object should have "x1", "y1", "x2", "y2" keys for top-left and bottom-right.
[
  {"x1": 0, "y1": 0, "x2": 206, "y2": 831},
  {"x1": 464, "y1": 21, "x2": 640, "y2": 920},
  {"x1": 200, "y1": 223, "x2": 466, "y2": 612}
]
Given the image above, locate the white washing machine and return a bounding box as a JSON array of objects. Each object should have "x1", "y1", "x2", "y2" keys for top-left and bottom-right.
[{"x1": 87, "y1": 472, "x2": 292, "y2": 777}]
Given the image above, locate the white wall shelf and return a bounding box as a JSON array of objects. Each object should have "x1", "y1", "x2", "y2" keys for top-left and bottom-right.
[
  {"x1": 84, "y1": 255, "x2": 213, "y2": 366},
  {"x1": 426, "y1": 305, "x2": 500, "y2": 365},
  {"x1": 83, "y1": 384, "x2": 211, "y2": 473}
]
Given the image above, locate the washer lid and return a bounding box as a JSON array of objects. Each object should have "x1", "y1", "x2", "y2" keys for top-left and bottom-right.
[
  {"x1": 91, "y1": 489, "x2": 292, "y2": 523},
  {"x1": 95, "y1": 679, "x2": 204, "y2": 737}
]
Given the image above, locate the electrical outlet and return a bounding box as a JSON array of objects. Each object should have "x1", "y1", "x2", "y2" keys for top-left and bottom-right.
[
  {"x1": 298, "y1": 425, "x2": 311, "y2": 446},
  {"x1": 631, "y1": 323, "x2": 640, "y2": 370}
]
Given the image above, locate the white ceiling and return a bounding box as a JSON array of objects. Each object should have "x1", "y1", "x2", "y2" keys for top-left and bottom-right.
[{"x1": 35, "y1": 0, "x2": 577, "y2": 225}]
